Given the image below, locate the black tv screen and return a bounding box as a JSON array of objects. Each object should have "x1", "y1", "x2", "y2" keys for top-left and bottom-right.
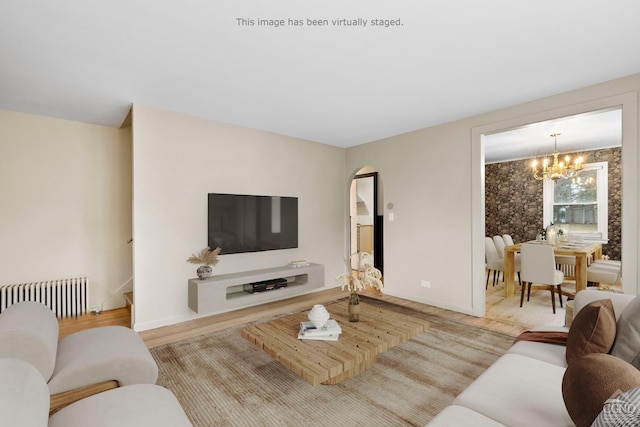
[{"x1": 208, "y1": 193, "x2": 298, "y2": 254}]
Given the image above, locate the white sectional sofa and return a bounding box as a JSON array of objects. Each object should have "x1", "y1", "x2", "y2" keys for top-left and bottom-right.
[{"x1": 428, "y1": 289, "x2": 640, "y2": 427}]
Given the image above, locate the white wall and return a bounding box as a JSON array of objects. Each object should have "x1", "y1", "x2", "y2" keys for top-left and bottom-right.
[
  {"x1": 0, "y1": 110, "x2": 133, "y2": 310},
  {"x1": 347, "y1": 73, "x2": 640, "y2": 315},
  {"x1": 131, "y1": 105, "x2": 347, "y2": 331}
]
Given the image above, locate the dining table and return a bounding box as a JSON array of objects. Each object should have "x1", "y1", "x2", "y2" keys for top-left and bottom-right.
[{"x1": 503, "y1": 240, "x2": 603, "y2": 298}]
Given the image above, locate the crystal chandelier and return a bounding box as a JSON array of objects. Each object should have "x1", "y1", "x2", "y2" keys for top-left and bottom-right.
[{"x1": 530, "y1": 133, "x2": 584, "y2": 181}]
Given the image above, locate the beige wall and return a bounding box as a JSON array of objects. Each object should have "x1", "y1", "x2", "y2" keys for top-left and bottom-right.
[
  {"x1": 347, "y1": 73, "x2": 640, "y2": 315},
  {"x1": 0, "y1": 110, "x2": 133, "y2": 311},
  {"x1": 131, "y1": 105, "x2": 347, "y2": 331},
  {"x1": 3, "y1": 73, "x2": 638, "y2": 330},
  {"x1": 347, "y1": 121, "x2": 477, "y2": 313}
]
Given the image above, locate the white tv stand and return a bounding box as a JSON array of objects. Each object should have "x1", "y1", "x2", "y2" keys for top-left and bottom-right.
[{"x1": 188, "y1": 263, "x2": 324, "y2": 314}]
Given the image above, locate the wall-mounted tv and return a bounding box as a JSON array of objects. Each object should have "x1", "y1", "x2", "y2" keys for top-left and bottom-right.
[{"x1": 208, "y1": 193, "x2": 298, "y2": 254}]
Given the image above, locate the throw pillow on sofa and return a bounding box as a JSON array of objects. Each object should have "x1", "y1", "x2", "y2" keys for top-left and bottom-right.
[
  {"x1": 562, "y1": 353, "x2": 640, "y2": 427},
  {"x1": 591, "y1": 386, "x2": 640, "y2": 427},
  {"x1": 566, "y1": 299, "x2": 616, "y2": 365},
  {"x1": 610, "y1": 294, "x2": 640, "y2": 369}
]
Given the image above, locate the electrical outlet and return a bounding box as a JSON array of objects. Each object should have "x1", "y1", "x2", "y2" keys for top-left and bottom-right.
[{"x1": 420, "y1": 280, "x2": 430, "y2": 288}]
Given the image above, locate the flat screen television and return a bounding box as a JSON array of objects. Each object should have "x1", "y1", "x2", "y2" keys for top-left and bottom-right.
[{"x1": 208, "y1": 193, "x2": 298, "y2": 254}]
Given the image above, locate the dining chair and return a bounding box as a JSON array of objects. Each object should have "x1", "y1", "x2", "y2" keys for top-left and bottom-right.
[
  {"x1": 587, "y1": 259, "x2": 622, "y2": 287},
  {"x1": 554, "y1": 235, "x2": 597, "y2": 282},
  {"x1": 520, "y1": 243, "x2": 565, "y2": 314},
  {"x1": 485, "y1": 237, "x2": 501, "y2": 288},
  {"x1": 502, "y1": 234, "x2": 515, "y2": 247},
  {"x1": 485, "y1": 237, "x2": 521, "y2": 289},
  {"x1": 554, "y1": 254, "x2": 576, "y2": 280},
  {"x1": 499, "y1": 234, "x2": 521, "y2": 268},
  {"x1": 492, "y1": 235, "x2": 506, "y2": 259}
]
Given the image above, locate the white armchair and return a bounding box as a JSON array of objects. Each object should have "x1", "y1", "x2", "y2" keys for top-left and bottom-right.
[
  {"x1": 0, "y1": 302, "x2": 158, "y2": 412},
  {"x1": 0, "y1": 358, "x2": 192, "y2": 427}
]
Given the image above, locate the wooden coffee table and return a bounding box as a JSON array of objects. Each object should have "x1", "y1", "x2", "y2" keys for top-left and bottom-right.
[{"x1": 240, "y1": 299, "x2": 430, "y2": 386}]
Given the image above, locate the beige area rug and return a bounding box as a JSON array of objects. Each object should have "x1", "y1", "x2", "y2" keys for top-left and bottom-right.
[{"x1": 150, "y1": 296, "x2": 516, "y2": 427}]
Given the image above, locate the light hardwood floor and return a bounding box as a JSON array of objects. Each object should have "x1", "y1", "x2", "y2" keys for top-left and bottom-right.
[{"x1": 59, "y1": 281, "x2": 573, "y2": 345}]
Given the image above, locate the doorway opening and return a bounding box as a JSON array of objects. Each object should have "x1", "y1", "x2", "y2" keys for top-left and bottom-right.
[
  {"x1": 471, "y1": 91, "x2": 637, "y2": 319},
  {"x1": 482, "y1": 108, "x2": 622, "y2": 327},
  {"x1": 349, "y1": 169, "x2": 383, "y2": 275}
]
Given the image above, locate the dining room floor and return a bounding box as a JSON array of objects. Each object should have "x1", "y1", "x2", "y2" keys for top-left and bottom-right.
[
  {"x1": 486, "y1": 277, "x2": 568, "y2": 329},
  {"x1": 484, "y1": 274, "x2": 622, "y2": 330},
  {"x1": 485, "y1": 276, "x2": 621, "y2": 328}
]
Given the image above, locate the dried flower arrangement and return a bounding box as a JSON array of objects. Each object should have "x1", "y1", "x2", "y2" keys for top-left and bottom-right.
[
  {"x1": 336, "y1": 252, "x2": 383, "y2": 293},
  {"x1": 187, "y1": 246, "x2": 221, "y2": 266}
]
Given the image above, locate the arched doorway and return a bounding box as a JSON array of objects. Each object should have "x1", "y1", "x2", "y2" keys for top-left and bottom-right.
[{"x1": 349, "y1": 168, "x2": 384, "y2": 275}]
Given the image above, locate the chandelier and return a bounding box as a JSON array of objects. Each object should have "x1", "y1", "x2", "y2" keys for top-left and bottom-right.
[{"x1": 530, "y1": 133, "x2": 584, "y2": 181}]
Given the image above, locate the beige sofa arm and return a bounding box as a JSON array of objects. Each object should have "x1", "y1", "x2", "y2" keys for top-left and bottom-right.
[{"x1": 574, "y1": 289, "x2": 635, "y2": 320}]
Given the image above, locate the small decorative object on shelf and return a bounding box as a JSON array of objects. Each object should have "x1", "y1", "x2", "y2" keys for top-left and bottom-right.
[
  {"x1": 336, "y1": 252, "x2": 383, "y2": 322},
  {"x1": 289, "y1": 260, "x2": 311, "y2": 268},
  {"x1": 307, "y1": 304, "x2": 330, "y2": 328},
  {"x1": 187, "y1": 246, "x2": 222, "y2": 280}
]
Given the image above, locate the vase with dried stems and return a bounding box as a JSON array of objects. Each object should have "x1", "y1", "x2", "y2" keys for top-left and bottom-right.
[
  {"x1": 187, "y1": 246, "x2": 221, "y2": 279},
  {"x1": 336, "y1": 252, "x2": 383, "y2": 322}
]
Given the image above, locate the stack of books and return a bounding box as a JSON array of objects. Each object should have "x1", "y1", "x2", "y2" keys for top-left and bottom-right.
[{"x1": 298, "y1": 319, "x2": 342, "y2": 341}]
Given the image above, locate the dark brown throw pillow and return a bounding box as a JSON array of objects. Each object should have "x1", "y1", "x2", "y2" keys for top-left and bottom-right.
[
  {"x1": 566, "y1": 299, "x2": 616, "y2": 365},
  {"x1": 562, "y1": 353, "x2": 640, "y2": 427}
]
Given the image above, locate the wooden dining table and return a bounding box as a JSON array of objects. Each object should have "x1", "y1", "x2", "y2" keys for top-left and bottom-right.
[{"x1": 503, "y1": 240, "x2": 603, "y2": 298}]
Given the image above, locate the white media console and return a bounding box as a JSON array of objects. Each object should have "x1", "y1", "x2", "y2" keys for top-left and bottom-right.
[{"x1": 188, "y1": 263, "x2": 325, "y2": 314}]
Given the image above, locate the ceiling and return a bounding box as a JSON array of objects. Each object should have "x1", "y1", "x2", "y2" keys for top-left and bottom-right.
[
  {"x1": 484, "y1": 108, "x2": 622, "y2": 164},
  {"x1": 1, "y1": 1, "x2": 639, "y2": 148}
]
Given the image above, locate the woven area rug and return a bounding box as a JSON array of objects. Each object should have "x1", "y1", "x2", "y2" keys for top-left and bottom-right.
[{"x1": 150, "y1": 296, "x2": 516, "y2": 427}]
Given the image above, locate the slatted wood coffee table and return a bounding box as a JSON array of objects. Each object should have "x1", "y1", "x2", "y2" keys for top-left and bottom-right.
[{"x1": 240, "y1": 299, "x2": 431, "y2": 386}]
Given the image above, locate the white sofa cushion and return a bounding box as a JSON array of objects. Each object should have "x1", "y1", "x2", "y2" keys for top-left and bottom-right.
[
  {"x1": 508, "y1": 340, "x2": 568, "y2": 367},
  {"x1": 0, "y1": 358, "x2": 50, "y2": 427},
  {"x1": 508, "y1": 325, "x2": 569, "y2": 367},
  {"x1": 48, "y1": 325, "x2": 159, "y2": 394},
  {"x1": 453, "y1": 353, "x2": 573, "y2": 427},
  {"x1": 427, "y1": 404, "x2": 506, "y2": 426},
  {"x1": 48, "y1": 383, "x2": 193, "y2": 427}
]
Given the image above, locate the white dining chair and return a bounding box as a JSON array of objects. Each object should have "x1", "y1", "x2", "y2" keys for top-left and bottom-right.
[
  {"x1": 485, "y1": 237, "x2": 501, "y2": 288},
  {"x1": 520, "y1": 243, "x2": 565, "y2": 314},
  {"x1": 499, "y1": 234, "x2": 521, "y2": 267},
  {"x1": 502, "y1": 234, "x2": 515, "y2": 247},
  {"x1": 554, "y1": 234, "x2": 587, "y2": 278},
  {"x1": 587, "y1": 259, "x2": 622, "y2": 287},
  {"x1": 485, "y1": 237, "x2": 521, "y2": 289},
  {"x1": 492, "y1": 235, "x2": 506, "y2": 259}
]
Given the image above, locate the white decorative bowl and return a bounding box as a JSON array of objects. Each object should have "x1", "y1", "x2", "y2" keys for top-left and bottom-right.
[{"x1": 308, "y1": 304, "x2": 330, "y2": 328}]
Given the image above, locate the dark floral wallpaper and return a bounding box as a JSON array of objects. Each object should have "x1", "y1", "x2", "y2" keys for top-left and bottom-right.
[{"x1": 485, "y1": 147, "x2": 621, "y2": 260}]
